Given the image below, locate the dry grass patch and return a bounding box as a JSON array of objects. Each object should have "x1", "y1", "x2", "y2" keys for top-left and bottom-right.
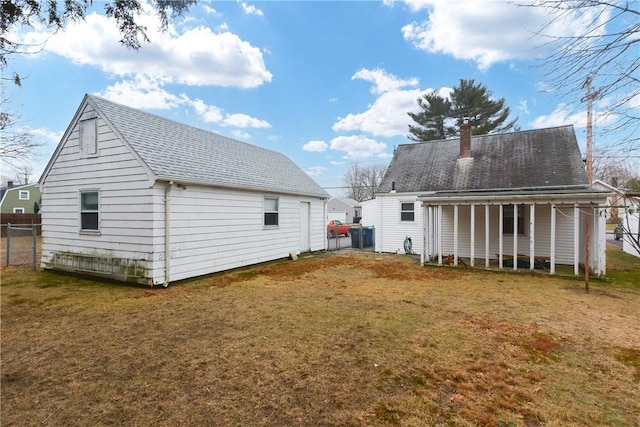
[{"x1": 2, "y1": 251, "x2": 639, "y2": 426}]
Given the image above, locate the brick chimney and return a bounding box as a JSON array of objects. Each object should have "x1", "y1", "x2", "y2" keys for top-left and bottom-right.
[
  {"x1": 7, "y1": 180, "x2": 13, "y2": 188},
  {"x1": 460, "y1": 118, "x2": 472, "y2": 158}
]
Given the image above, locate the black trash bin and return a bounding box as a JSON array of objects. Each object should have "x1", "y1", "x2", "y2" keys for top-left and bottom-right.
[
  {"x1": 350, "y1": 227, "x2": 361, "y2": 248},
  {"x1": 362, "y1": 226, "x2": 374, "y2": 247},
  {"x1": 350, "y1": 226, "x2": 374, "y2": 248}
]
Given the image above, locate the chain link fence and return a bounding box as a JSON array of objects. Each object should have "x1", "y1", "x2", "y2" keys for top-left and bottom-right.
[{"x1": 2, "y1": 224, "x2": 40, "y2": 270}]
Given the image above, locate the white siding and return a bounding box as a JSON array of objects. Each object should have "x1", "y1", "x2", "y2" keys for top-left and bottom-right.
[
  {"x1": 361, "y1": 199, "x2": 377, "y2": 227},
  {"x1": 375, "y1": 194, "x2": 423, "y2": 254},
  {"x1": 623, "y1": 212, "x2": 640, "y2": 257},
  {"x1": 41, "y1": 104, "x2": 156, "y2": 281},
  {"x1": 166, "y1": 185, "x2": 326, "y2": 282}
]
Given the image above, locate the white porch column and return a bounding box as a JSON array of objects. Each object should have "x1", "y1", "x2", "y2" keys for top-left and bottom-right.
[
  {"x1": 438, "y1": 205, "x2": 443, "y2": 266},
  {"x1": 529, "y1": 204, "x2": 535, "y2": 271},
  {"x1": 550, "y1": 204, "x2": 556, "y2": 274},
  {"x1": 421, "y1": 205, "x2": 427, "y2": 265},
  {"x1": 453, "y1": 205, "x2": 459, "y2": 266},
  {"x1": 513, "y1": 204, "x2": 518, "y2": 271},
  {"x1": 499, "y1": 204, "x2": 504, "y2": 269},
  {"x1": 574, "y1": 204, "x2": 580, "y2": 275},
  {"x1": 595, "y1": 206, "x2": 606, "y2": 276},
  {"x1": 485, "y1": 205, "x2": 490, "y2": 268},
  {"x1": 470, "y1": 204, "x2": 475, "y2": 267}
]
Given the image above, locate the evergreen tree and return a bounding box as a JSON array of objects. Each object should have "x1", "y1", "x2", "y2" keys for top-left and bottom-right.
[
  {"x1": 407, "y1": 79, "x2": 517, "y2": 141},
  {"x1": 407, "y1": 93, "x2": 454, "y2": 141},
  {"x1": 450, "y1": 79, "x2": 517, "y2": 135}
]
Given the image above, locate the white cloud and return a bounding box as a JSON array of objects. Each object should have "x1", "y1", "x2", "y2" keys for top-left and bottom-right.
[
  {"x1": 96, "y1": 77, "x2": 186, "y2": 110},
  {"x1": 97, "y1": 80, "x2": 269, "y2": 129},
  {"x1": 231, "y1": 129, "x2": 251, "y2": 140},
  {"x1": 529, "y1": 103, "x2": 616, "y2": 129},
  {"x1": 329, "y1": 135, "x2": 388, "y2": 160},
  {"x1": 19, "y1": 7, "x2": 271, "y2": 89},
  {"x1": 333, "y1": 68, "x2": 431, "y2": 138},
  {"x1": 302, "y1": 140, "x2": 328, "y2": 152},
  {"x1": 238, "y1": 1, "x2": 264, "y2": 16},
  {"x1": 221, "y1": 114, "x2": 271, "y2": 128},
  {"x1": 306, "y1": 166, "x2": 327, "y2": 177},
  {"x1": 191, "y1": 98, "x2": 225, "y2": 123},
  {"x1": 518, "y1": 100, "x2": 530, "y2": 115},
  {"x1": 352, "y1": 68, "x2": 419, "y2": 95},
  {"x1": 400, "y1": 1, "x2": 585, "y2": 70}
]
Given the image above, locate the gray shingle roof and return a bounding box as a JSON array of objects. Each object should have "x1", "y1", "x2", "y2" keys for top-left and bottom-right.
[
  {"x1": 88, "y1": 95, "x2": 329, "y2": 198},
  {"x1": 378, "y1": 125, "x2": 589, "y2": 193}
]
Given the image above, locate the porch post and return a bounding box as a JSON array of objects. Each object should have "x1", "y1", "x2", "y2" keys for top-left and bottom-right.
[
  {"x1": 437, "y1": 205, "x2": 443, "y2": 266},
  {"x1": 513, "y1": 204, "x2": 518, "y2": 271},
  {"x1": 574, "y1": 204, "x2": 580, "y2": 275},
  {"x1": 485, "y1": 204, "x2": 490, "y2": 268},
  {"x1": 499, "y1": 204, "x2": 504, "y2": 269},
  {"x1": 529, "y1": 204, "x2": 535, "y2": 271},
  {"x1": 470, "y1": 204, "x2": 475, "y2": 267},
  {"x1": 453, "y1": 205, "x2": 459, "y2": 266},
  {"x1": 421, "y1": 204, "x2": 426, "y2": 265},
  {"x1": 550, "y1": 204, "x2": 556, "y2": 274}
]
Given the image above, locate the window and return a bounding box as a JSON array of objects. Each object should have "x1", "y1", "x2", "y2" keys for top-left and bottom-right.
[
  {"x1": 19, "y1": 190, "x2": 29, "y2": 200},
  {"x1": 13, "y1": 207, "x2": 25, "y2": 213},
  {"x1": 400, "y1": 202, "x2": 415, "y2": 222},
  {"x1": 80, "y1": 118, "x2": 97, "y2": 157},
  {"x1": 264, "y1": 197, "x2": 279, "y2": 226},
  {"x1": 502, "y1": 204, "x2": 525, "y2": 235},
  {"x1": 80, "y1": 191, "x2": 99, "y2": 231}
]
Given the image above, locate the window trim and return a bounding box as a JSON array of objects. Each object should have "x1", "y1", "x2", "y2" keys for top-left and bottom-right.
[
  {"x1": 13, "y1": 207, "x2": 25, "y2": 213},
  {"x1": 502, "y1": 204, "x2": 526, "y2": 235},
  {"x1": 400, "y1": 201, "x2": 415, "y2": 222},
  {"x1": 263, "y1": 196, "x2": 279, "y2": 227},
  {"x1": 80, "y1": 190, "x2": 100, "y2": 233},
  {"x1": 18, "y1": 190, "x2": 30, "y2": 200}
]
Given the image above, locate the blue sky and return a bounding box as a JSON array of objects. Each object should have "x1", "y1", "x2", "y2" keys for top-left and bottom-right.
[{"x1": 4, "y1": 0, "x2": 637, "y2": 195}]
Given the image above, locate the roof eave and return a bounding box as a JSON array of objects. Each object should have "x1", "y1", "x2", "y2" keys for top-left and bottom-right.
[{"x1": 154, "y1": 176, "x2": 330, "y2": 199}]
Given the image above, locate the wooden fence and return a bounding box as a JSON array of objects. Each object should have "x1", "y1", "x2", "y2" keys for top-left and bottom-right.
[{"x1": 1, "y1": 214, "x2": 41, "y2": 237}]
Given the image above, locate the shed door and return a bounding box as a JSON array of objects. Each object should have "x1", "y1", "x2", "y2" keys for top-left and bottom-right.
[{"x1": 300, "y1": 202, "x2": 311, "y2": 252}]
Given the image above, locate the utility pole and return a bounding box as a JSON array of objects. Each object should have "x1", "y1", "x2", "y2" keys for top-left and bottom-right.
[{"x1": 583, "y1": 77, "x2": 595, "y2": 293}]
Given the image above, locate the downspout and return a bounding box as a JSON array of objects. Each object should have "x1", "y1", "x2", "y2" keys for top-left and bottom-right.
[{"x1": 164, "y1": 181, "x2": 173, "y2": 287}]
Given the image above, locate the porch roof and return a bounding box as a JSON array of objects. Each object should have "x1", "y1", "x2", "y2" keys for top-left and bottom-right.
[{"x1": 418, "y1": 186, "x2": 611, "y2": 205}]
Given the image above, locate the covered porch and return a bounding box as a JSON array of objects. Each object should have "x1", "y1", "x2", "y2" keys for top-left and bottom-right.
[{"x1": 418, "y1": 189, "x2": 610, "y2": 276}]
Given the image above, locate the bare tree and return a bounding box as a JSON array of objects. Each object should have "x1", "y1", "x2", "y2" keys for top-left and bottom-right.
[
  {"x1": 0, "y1": 94, "x2": 40, "y2": 170},
  {"x1": 343, "y1": 163, "x2": 387, "y2": 202},
  {"x1": 592, "y1": 149, "x2": 635, "y2": 187},
  {"x1": 524, "y1": 1, "x2": 639, "y2": 154}
]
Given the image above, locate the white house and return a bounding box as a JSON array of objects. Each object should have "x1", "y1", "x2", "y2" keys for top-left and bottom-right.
[
  {"x1": 372, "y1": 123, "x2": 611, "y2": 276},
  {"x1": 622, "y1": 202, "x2": 640, "y2": 258},
  {"x1": 39, "y1": 95, "x2": 329, "y2": 286},
  {"x1": 593, "y1": 179, "x2": 629, "y2": 223},
  {"x1": 327, "y1": 197, "x2": 361, "y2": 223}
]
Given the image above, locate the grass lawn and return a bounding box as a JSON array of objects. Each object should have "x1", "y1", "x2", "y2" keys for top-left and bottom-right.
[{"x1": 1, "y1": 247, "x2": 639, "y2": 426}]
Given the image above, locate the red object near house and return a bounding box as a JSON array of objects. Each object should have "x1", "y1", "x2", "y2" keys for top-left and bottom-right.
[{"x1": 327, "y1": 220, "x2": 350, "y2": 237}]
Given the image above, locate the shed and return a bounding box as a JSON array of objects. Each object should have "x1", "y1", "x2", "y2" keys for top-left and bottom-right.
[{"x1": 39, "y1": 95, "x2": 329, "y2": 285}]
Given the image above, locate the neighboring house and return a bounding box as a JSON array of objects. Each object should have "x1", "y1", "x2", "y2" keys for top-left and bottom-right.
[
  {"x1": 327, "y1": 197, "x2": 361, "y2": 223},
  {"x1": 0, "y1": 182, "x2": 41, "y2": 214},
  {"x1": 593, "y1": 179, "x2": 630, "y2": 223},
  {"x1": 372, "y1": 123, "x2": 610, "y2": 276},
  {"x1": 622, "y1": 208, "x2": 640, "y2": 257},
  {"x1": 39, "y1": 94, "x2": 330, "y2": 286}
]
